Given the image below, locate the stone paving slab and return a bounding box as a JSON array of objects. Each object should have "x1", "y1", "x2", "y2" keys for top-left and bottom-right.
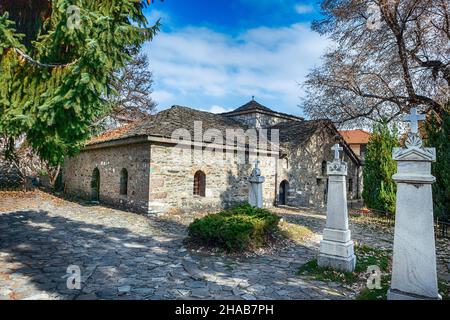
[{"x1": 0, "y1": 192, "x2": 448, "y2": 300}]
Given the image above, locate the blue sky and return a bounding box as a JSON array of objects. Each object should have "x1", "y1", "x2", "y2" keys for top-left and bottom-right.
[{"x1": 142, "y1": 0, "x2": 328, "y2": 117}]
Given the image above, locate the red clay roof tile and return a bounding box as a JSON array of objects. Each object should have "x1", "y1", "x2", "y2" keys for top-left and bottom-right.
[{"x1": 339, "y1": 130, "x2": 371, "y2": 144}]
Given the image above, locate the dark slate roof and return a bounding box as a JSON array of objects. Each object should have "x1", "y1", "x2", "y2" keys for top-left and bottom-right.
[
  {"x1": 89, "y1": 105, "x2": 322, "y2": 147},
  {"x1": 88, "y1": 106, "x2": 248, "y2": 145},
  {"x1": 231, "y1": 100, "x2": 274, "y2": 113},
  {"x1": 85, "y1": 106, "x2": 360, "y2": 164},
  {"x1": 268, "y1": 120, "x2": 332, "y2": 145},
  {"x1": 269, "y1": 120, "x2": 361, "y2": 165},
  {"x1": 222, "y1": 99, "x2": 304, "y2": 121}
]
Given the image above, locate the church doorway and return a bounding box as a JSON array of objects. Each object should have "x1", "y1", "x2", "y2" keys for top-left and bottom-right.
[
  {"x1": 91, "y1": 168, "x2": 100, "y2": 202},
  {"x1": 279, "y1": 180, "x2": 289, "y2": 205}
]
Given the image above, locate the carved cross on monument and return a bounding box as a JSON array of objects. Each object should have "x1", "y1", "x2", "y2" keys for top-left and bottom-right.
[
  {"x1": 388, "y1": 107, "x2": 440, "y2": 300},
  {"x1": 404, "y1": 107, "x2": 426, "y2": 134},
  {"x1": 319, "y1": 142, "x2": 355, "y2": 272},
  {"x1": 331, "y1": 144, "x2": 343, "y2": 161}
]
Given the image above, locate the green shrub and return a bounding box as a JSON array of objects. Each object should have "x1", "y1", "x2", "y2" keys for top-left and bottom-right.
[
  {"x1": 362, "y1": 120, "x2": 399, "y2": 213},
  {"x1": 38, "y1": 169, "x2": 48, "y2": 177},
  {"x1": 425, "y1": 107, "x2": 450, "y2": 221},
  {"x1": 188, "y1": 203, "x2": 280, "y2": 251}
]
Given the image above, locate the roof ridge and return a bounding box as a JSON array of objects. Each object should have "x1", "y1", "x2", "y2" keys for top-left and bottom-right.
[
  {"x1": 223, "y1": 100, "x2": 304, "y2": 121},
  {"x1": 164, "y1": 105, "x2": 247, "y2": 124}
]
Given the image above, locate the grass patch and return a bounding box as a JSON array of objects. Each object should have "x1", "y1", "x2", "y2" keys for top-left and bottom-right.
[
  {"x1": 278, "y1": 220, "x2": 313, "y2": 244},
  {"x1": 298, "y1": 244, "x2": 393, "y2": 298},
  {"x1": 298, "y1": 259, "x2": 359, "y2": 284},
  {"x1": 353, "y1": 246, "x2": 392, "y2": 299},
  {"x1": 354, "y1": 244, "x2": 391, "y2": 273},
  {"x1": 356, "y1": 275, "x2": 391, "y2": 300},
  {"x1": 298, "y1": 244, "x2": 391, "y2": 285},
  {"x1": 298, "y1": 243, "x2": 450, "y2": 300},
  {"x1": 438, "y1": 281, "x2": 450, "y2": 300},
  {"x1": 357, "y1": 277, "x2": 450, "y2": 300},
  {"x1": 187, "y1": 203, "x2": 280, "y2": 252}
]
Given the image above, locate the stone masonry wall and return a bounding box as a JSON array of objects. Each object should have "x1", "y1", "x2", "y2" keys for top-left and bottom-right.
[
  {"x1": 62, "y1": 143, "x2": 151, "y2": 213},
  {"x1": 278, "y1": 127, "x2": 360, "y2": 210},
  {"x1": 228, "y1": 112, "x2": 294, "y2": 129},
  {"x1": 61, "y1": 130, "x2": 360, "y2": 215},
  {"x1": 148, "y1": 143, "x2": 277, "y2": 214}
]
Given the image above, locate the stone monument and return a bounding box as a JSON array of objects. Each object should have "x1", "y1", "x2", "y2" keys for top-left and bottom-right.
[
  {"x1": 318, "y1": 143, "x2": 356, "y2": 272},
  {"x1": 387, "y1": 107, "x2": 441, "y2": 300},
  {"x1": 248, "y1": 160, "x2": 265, "y2": 208}
]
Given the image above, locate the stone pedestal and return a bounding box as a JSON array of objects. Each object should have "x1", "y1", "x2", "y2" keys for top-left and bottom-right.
[
  {"x1": 388, "y1": 133, "x2": 441, "y2": 300},
  {"x1": 248, "y1": 161, "x2": 265, "y2": 208},
  {"x1": 318, "y1": 158, "x2": 356, "y2": 272}
]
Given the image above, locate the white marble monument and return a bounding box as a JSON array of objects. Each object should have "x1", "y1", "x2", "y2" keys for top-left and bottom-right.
[
  {"x1": 318, "y1": 144, "x2": 356, "y2": 272},
  {"x1": 248, "y1": 160, "x2": 265, "y2": 208},
  {"x1": 387, "y1": 108, "x2": 441, "y2": 300}
]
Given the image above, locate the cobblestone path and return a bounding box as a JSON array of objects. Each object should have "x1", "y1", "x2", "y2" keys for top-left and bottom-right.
[{"x1": 0, "y1": 192, "x2": 448, "y2": 300}]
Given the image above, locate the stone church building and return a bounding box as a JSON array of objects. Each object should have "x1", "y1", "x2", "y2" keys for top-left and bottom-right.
[{"x1": 62, "y1": 100, "x2": 362, "y2": 214}]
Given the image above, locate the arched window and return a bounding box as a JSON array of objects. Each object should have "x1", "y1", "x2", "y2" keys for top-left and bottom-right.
[
  {"x1": 91, "y1": 168, "x2": 100, "y2": 201},
  {"x1": 279, "y1": 180, "x2": 289, "y2": 205},
  {"x1": 321, "y1": 160, "x2": 327, "y2": 176},
  {"x1": 193, "y1": 170, "x2": 206, "y2": 197},
  {"x1": 120, "y1": 168, "x2": 128, "y2": 196}
]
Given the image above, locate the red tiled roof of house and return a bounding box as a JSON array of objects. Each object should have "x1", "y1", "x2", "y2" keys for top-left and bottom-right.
[
  {"x1": 88, "y1": 122, "x2": 141, "y2": 145},
  {"x1": 339, "y1": 129, "x2": 371, "y2": 144}
]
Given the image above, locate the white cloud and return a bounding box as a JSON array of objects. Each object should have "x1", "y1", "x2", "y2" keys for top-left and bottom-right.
[
  {"x1": 206, "y1": 105, "x2": 233, "y2": 114},
  {"x1": 152, "y1": 90, "x2": 175, "y2": 105},
  {"x1": 144, "y1": 22, "x2": 330, "y2": 113},
  {"x1": 146, "y1": 9, "x2": 171, "y2": 26},
  {"x1": 295, "y1": 4, "x2": 314, "y2": 14}
]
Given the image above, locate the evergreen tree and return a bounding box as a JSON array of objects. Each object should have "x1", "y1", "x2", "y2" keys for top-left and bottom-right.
[
  {"x1": 0, "y1": 1, "x2": 159, "y2": 166},
  {"x1": 424, "y1": 105, "x2": 450, "y2": 221},
  {"x1": 362, "y1": 121, "x2": 399, "y2": 213}
]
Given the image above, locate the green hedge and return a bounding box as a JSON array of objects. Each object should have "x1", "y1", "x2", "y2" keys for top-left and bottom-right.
[{"x1": 188, "y1": 203, "x2": 280, "y2": 251}]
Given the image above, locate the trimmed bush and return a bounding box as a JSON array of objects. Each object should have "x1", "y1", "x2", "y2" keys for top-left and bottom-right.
[{"x1": 187, "y1": 203, "x2": 280, "y2": 251}]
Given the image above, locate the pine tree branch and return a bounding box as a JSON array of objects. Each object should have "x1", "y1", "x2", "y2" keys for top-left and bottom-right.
[{"x1": 13, "y1": 48, "x2": 78, "y2": 68}]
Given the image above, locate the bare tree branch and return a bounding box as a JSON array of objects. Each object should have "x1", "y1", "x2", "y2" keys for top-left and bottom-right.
[{"x1": 303, "y1": 0, "x2": 449, "y2": 127}]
